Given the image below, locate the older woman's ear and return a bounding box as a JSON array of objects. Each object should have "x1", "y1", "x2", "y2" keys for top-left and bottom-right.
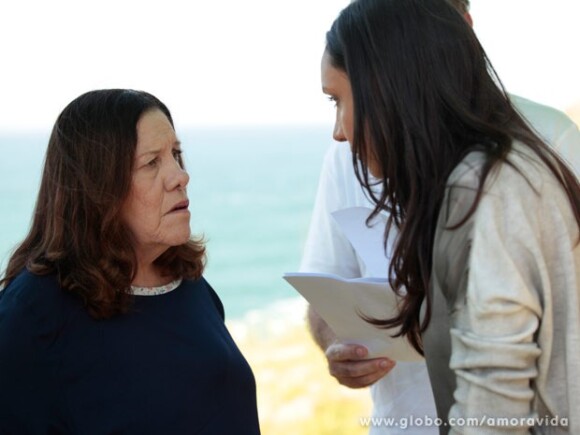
[{"x1": 463, "y1": 11, "x2": 473, "y2": 26}]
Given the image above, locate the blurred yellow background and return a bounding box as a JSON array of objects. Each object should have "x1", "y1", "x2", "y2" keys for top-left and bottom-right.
[{"x1": 229, "y1": 303, "x2": 373, "y2": 435}]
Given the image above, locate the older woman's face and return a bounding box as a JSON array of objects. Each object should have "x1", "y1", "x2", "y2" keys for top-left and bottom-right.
[
  {"x1": 321, "y1": 50, "x2": 382, "y2": 177},
  {"x1": 121, "y1": 109, "x2": 191, "y2": 261}
]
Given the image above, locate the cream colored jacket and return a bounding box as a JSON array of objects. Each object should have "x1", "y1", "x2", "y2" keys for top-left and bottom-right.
[{"x1": 424, "y1": 144, "x2": 580, "y2": 434}]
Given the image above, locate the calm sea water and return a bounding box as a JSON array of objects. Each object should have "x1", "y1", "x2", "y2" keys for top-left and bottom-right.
[{"x1": 0, "y1": 125, "x2": 332, "y2": 319}]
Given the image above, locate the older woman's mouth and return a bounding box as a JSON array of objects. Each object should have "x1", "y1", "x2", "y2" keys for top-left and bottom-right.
[{"x1": 168, "y1": 200, "x2": 189, "y2": 213}]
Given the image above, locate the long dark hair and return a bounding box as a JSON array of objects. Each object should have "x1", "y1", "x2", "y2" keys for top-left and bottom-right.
[
  {"x1": 1, "y1": 89, "x2": 206, "y2": 319},
  {"x1": 326, "y1": 0, "x2": 580, "y2": 353}
]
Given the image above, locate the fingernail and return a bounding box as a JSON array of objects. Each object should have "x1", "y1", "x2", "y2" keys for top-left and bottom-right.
[{"x1": 379, "y1": 360, "x2": 392, "y2": 369}]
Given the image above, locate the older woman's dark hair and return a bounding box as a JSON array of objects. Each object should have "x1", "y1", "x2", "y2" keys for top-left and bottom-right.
[
  {"x1": 1, "y1": 89, "x2": 206, "y2": 318},
  {"x1": 326, "y1": 0, "x2": 580, "y2": 353}
]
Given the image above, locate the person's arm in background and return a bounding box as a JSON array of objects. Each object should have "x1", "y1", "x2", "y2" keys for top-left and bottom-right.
[
  {"x1": 510, "y1": 94, "x2": 580, "y2": 174},
  {"x1": 306, "y1": 307, "x2": 394, "y2": 388},
  {"x1": 555, "y1": 120, "x2": 580, "y2": 172},
  {"x1": 300, "y1": 143, "x2": 395, "y2": 388}
]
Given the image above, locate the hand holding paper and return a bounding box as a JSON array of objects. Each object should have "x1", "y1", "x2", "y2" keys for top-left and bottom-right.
[
  {"x1": 285, "y1": 206, "x2": 422, "y2": 362},
  {"x1": 284, "y1": 272, "x2": 423, "y2": 361}
]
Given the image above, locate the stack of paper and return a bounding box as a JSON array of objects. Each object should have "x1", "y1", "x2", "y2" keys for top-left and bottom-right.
[{"x1": 284, "y1": 207, "x2": 422, "y2": 362}]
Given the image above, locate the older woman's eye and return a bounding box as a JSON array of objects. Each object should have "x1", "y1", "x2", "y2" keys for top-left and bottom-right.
[
  {"x1": 172, "y1": 149, "x2": 183, "y2": 166},
  {"x1": 146, "y1": 157, "x2": 160, "y2": 167}
]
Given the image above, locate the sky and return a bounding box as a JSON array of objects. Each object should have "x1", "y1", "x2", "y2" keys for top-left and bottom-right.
[{"x1": 0, "y1": 0, "x2": 578, "y2": 133}]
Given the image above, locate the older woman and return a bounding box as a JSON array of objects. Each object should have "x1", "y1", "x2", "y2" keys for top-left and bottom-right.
[{"x1": 0, "y1": 89, "x2": 261, "y2": 434}]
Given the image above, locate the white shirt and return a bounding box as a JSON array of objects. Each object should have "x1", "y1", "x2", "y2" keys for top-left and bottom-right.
[{"x1": 299, "y1": 96, "x2": 580, "y2": 434}]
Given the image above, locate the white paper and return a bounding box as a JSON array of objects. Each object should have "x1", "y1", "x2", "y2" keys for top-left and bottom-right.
[
  {"x1": 284, "y1": 272, "x2": 423, "y2": 362},
  {"x1": 331, "y1": 207, "x2": 395, "y2": 278}
]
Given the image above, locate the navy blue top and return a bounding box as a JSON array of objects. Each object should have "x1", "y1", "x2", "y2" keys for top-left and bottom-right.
[{"x1": 0, "y1": 269, "x2": 260, "y2": 434}]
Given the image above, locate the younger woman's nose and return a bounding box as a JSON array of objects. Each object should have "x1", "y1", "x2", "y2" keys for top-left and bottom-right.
[{"x1": 333, "y1": 122, "x2": 347, "y2": 142}]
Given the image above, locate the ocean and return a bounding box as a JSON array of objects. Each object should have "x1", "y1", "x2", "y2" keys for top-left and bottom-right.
[{"x1": 0, "y1": 125, "x2": 333, "y2": 319}]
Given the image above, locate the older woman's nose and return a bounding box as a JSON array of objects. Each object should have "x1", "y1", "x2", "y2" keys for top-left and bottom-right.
[{"x1": 166, "y1": 163, "x2": 190, "y2": 190}]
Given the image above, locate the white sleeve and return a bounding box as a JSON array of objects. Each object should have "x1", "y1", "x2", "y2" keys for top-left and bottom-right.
[
  {"x1": 510, "y1": 94, "x2": 580, "y2": 175},
  {"x1": 299, "y1": 144, "x2": 364, "y2": 278},
  {"x1": 447, "y1": 173, "x2": 545, "y2": 434},
  {"x1": 551, "y1": 122, "x2": 580, "y2": 175}
]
